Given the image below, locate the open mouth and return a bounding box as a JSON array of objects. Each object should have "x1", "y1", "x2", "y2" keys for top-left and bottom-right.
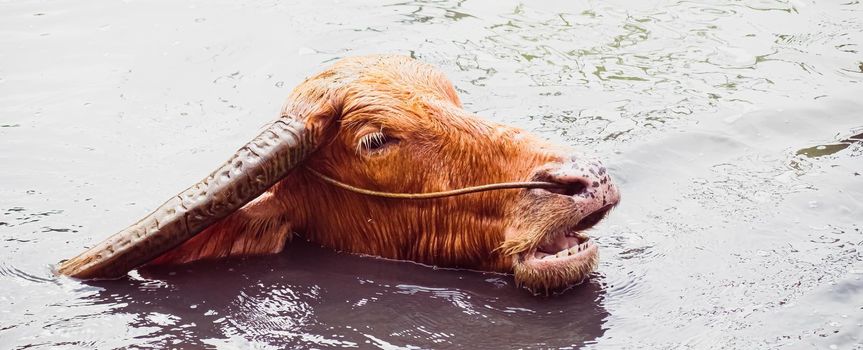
[
  {"x1": 523, "y1": 205, "x2": 611, "y2": 263},
  {"x1": 513, "y1": 204, "x2": 615, "y2": 292},
  {"x1": 530, "y1": 231, "x2": 595, "y2": 261}
]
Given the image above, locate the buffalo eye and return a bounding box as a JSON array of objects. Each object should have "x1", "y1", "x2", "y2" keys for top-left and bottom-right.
[{"x1": 357, "y1": 131, "x2": 396, "y2": 154}]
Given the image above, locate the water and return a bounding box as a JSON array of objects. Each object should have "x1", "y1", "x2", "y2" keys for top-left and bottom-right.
[{"x1": 1, "y1": 0, "x2": 862, "y2": 348}]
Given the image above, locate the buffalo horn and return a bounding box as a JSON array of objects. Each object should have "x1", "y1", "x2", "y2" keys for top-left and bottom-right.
[{"x1": 57, "y1": 116, "x2": 313, "y2": 279}]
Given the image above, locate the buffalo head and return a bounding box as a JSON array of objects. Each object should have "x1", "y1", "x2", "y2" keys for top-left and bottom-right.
[{"x1": 57, "y1": 55, "x2": 620, "y2": 292}]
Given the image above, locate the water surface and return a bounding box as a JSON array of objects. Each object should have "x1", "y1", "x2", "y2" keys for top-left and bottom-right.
[{"x1": 1, "y1": 0, "x2": 862, "y2": 348}]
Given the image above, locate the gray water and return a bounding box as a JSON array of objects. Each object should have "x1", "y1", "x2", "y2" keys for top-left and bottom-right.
[{"x1": 1, "y1": 0, "x2": 862, "y2": 348}]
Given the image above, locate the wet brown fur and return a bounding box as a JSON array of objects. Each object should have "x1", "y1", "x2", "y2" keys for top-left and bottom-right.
[{"x1": 151, "y1": 55, "x2": 596, "y2": 289}]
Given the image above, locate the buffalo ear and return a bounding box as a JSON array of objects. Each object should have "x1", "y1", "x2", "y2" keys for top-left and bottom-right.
[{"x1": 56, "y1": 94, "x2": 342, "y2": 279}]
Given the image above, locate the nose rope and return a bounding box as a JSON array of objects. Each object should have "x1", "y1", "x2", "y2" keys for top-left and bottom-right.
[{"x1": 305, "y1": 167, "x2": 566, "y2": 200}]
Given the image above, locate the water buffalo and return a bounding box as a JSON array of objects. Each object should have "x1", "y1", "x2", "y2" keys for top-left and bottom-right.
[{"x1": 57, "y1": 55, "x2": 620, "y2": 292}]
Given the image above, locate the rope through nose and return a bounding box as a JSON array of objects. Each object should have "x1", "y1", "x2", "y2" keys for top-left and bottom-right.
[{"x1": 305, "y1": 167, "x2": 565, "y2": 200}]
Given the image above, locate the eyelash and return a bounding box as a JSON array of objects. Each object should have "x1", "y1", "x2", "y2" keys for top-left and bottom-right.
[{"x1": 357, "y1": 132, "x2": 393, "y2": 154}]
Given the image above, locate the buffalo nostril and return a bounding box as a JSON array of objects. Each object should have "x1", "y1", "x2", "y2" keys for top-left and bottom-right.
[{"x1": 544, "y1": 178, "x2": 590, "y2": 197}]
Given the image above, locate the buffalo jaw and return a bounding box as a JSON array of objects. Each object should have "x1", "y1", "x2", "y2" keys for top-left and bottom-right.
[{"x1": 502, "y1": 158, "x2": 621, "y2": 293}]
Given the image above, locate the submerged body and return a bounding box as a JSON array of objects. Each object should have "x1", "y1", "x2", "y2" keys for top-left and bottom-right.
[{"x1": 58, "y1": 55, "x2": 620, "y2": 291}]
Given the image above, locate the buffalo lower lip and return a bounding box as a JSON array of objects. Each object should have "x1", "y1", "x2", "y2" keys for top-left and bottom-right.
[{"x1": 536, "y1": 237, "x2": 592, "y2": 258}]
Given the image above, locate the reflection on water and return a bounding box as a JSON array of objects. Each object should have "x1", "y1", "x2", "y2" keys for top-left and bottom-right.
[
  {"x1": 79, "y1": 242, "x2": 608, "y2": 348},
  {"x1": 1, "y1": 0, "x2": 862, "y2": 348}
]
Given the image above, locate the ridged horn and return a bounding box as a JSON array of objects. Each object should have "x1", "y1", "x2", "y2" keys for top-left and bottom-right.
[{"x1": 57, "y1": 116, "x2": 314, "y2": 279}]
